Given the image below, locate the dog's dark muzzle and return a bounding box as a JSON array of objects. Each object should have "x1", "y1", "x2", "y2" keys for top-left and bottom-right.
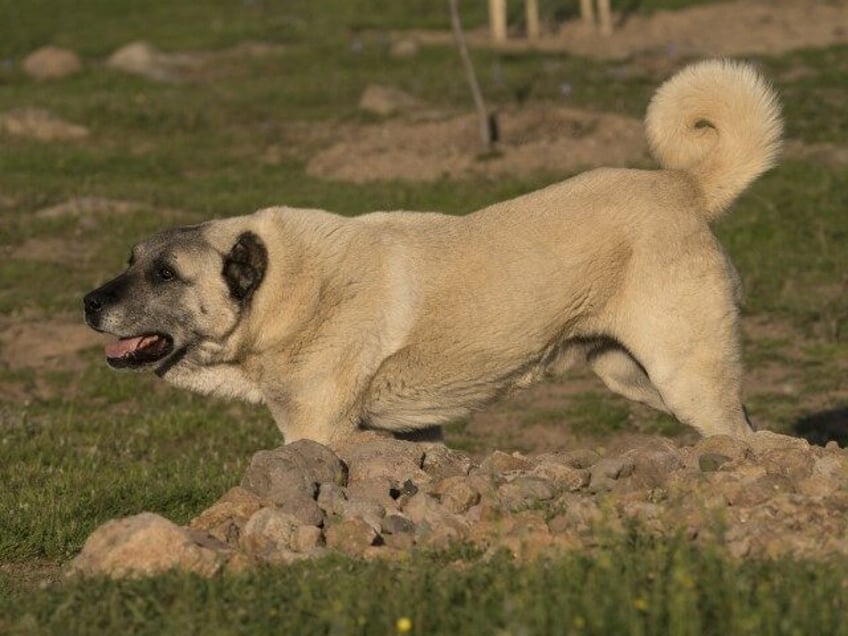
[{"x1": 83, "y1": 275, "x2": 129, "y2": 330}]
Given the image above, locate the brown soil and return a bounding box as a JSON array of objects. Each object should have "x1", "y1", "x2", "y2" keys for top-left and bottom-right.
[
  {"x1": 403, "y1": 0, "x2": 848, "y2": 60},
  {"x1": 306, "y1": 104, "x2": 649, "y2": 183}
]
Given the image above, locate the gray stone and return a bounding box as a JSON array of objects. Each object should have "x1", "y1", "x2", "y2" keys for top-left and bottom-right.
[
  {"x1": 335, "y1": 437, "x2": 427, "y2": 484},
  {"x1": 341, "y1": 499, "x2": 386, "y2": 533},
  {"x1": 588, "y1": 457, "x2": 635, "y2": 492},
  {"x1": 240, "y1": 507, "x2": 302, "y2": 560},
  {"x1": 241, "y1": 440, "x2": 347, "y2": 504},
  {"x1": 279, "y1": 496, "x2": 324, "y2": 527},
  {"x1": 498, "y1": 477, "x2": 556, "y2": 511},
  {"x1": 346, "y1": 476, "x2": 397, "y2": 509},
  {"x1": 421, "y1": 444, "x2": 474, "y2": 480},
  {"x1": 316, "y1": 482, "x2": 348, "y2": 516},
  {"x1": 381, "y1": 514, "x2": 416, "y2": 535},
  {"x1": 531, "y1": 461, "x2": 590, "y2": 491}
]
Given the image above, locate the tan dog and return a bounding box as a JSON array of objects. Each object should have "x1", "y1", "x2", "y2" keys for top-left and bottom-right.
[{"x1": 84, "y1": 60, "x2": 782, "y2": 445}]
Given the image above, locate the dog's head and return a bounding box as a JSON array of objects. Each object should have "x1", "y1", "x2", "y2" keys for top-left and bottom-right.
[{"x1": 83, "y1": 225, "x2": 267, "y2": 374}]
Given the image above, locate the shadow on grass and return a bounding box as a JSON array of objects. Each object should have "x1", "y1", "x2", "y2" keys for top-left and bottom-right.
[{"x1": 792, "y1": 407, "x2": 848, "y2": 447}]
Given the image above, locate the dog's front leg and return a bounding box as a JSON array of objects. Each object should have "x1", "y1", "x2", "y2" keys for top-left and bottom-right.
[{"x1": 264, "y1": 379, "x2": 362, "y2": 446}]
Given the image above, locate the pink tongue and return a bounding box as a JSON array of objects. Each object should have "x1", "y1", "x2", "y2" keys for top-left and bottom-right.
[{"x1": 105, "y1": 336, "x2": 150, "y2": 359}]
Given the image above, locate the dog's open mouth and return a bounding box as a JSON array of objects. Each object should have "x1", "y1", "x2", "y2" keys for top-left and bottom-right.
[{"x1": 105, "y1": 333, "x2": 174, "y2": 369}]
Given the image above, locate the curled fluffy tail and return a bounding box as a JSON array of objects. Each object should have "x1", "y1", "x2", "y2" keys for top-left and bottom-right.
[{"x1": 645, "y1": 59, "x2": 783, "y2": 221}]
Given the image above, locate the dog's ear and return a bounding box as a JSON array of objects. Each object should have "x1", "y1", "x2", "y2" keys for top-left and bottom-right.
[{"x1": 223, "y1": 231, "x2": 267, "y2": 304}]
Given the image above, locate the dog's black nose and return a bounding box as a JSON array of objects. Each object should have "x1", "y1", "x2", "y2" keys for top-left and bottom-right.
[{"x1": 84, "y1": 291, "x2": 104, "y2": 314}]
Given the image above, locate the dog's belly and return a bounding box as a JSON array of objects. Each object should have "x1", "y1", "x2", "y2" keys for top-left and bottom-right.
[{"x1": 361, "y1": 342, "x2": 563, "y2": 433}]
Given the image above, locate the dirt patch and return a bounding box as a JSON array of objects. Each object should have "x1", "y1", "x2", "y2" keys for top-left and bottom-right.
[
  {"x1": 403, "y1": 0, "x2": 848, "y2": 60},
  {"x1": 306, "y1": 105, "x2": 648, "y2": 183},
  {"x1": 0, "y1": 317, "x2": 105, "y2": 371}
]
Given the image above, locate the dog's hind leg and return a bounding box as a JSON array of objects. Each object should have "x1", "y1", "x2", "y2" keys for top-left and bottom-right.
[
  {"x1": 616, "y1": 308, "x2": 752, "y2": 437},
  {"x1": 587, "y1": 343, "x2": 669, "y2": 413}
]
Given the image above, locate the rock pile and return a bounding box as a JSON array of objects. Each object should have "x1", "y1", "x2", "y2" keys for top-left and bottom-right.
[{"x1": 70, "y1": 431, "x2": 848, "y2": 578}]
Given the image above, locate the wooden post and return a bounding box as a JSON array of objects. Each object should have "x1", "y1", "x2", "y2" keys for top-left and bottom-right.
[
  {"x1": 580, "y1": 0, "x2": 595, "y2": 27},
  {"x1": 597, "y1": 0, "x2": 613, "y2": 36},
  {"x1": 525, "y1": 0, "x2": 540, "y2": 40},
  {"x1": 488, "y1": 0, "x2": 507, "y2": 43}
]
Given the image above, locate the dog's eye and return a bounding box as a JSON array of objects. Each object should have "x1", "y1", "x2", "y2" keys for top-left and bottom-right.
[{"x1": 157, "y1": 266, "x2": 176, "y2": 282}]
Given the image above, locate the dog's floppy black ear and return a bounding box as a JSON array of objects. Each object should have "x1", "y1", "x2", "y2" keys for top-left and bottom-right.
[{"x1": 223, "y1": 231, "x2": 267, "y2": 304}]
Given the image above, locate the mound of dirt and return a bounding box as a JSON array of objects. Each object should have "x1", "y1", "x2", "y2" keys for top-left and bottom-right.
[
  {"x1": 306, "y1": 105, "x2": 648, "y2": 183},
  {"x1": 71, "y1": 431, "x2": 848, "y2": 578}
]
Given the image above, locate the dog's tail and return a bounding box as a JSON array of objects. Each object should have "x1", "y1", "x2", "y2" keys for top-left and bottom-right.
[{"x1": 645, "y1": 59, "x2": 783, "y2": 221}]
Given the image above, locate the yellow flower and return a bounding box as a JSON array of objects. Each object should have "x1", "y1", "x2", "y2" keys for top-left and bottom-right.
[
  {"x1": 633, "y1": 597, "x2": 650, "y2": 612},
  {"x1": 396, "y1": 617, "x2": 413, "y2": 633}
]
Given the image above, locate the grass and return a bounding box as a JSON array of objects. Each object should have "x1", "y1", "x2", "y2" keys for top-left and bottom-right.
[
  {"x1": 2, "y1": 535, "x2": 848, "y2": 635},
  {"x1": 0, "y1": 0, "x2": 847, "y2": 632}
]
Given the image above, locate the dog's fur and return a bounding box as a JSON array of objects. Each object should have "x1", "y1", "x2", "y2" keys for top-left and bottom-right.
[{"x1": 84, "y1": 60, "x2": 783, "y2": 445}]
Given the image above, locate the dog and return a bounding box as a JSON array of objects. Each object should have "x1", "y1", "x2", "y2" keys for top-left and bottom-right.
[{"x1": 84, "y1": 60, "x2": 782, "y2": 446}]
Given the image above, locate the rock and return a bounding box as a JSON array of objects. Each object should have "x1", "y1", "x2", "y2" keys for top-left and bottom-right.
[
  {"x1": 723, "y1": 473, "x2": 795, "y2": 507},
  {"x1": 358, "y1": 84, "x2": 420, "y2": 117},
  {"x1": 535, "y1": 449, "x2": 601, "y2": 469},
  {"x1": 421, "y1": 444, "x2": 473, "y2": 480},
  {"x1": 531, "y1": 461, "x2": 590, "y2": 491},
  {"x1": 748, "y1": 430, "x2": 810, "y2": 454},
  {"x1": 240, "y1": 507, "x2": 302, "y2": 562},
  {"x1": 760, "y1": 447, "x2": 814, "y2": 481},
  {"x1": 548, "y1": 496, "x2": 602, "y2": 534},
  {"x1": 291, "y1": 525, "x2": 324, "y2": 553},
  {"x1": 106, "y1": 41, "x2": 195, "y2": 82},
  {"x1": 403, "y1": 493, "x2": 468, "y2": 547},
  {"x1": 390, "y1": 37, "x2": 419, "y2": 58},
  {"x1": 693, "y1": 435, "x2": 751, "y2": 463},
  {"x1": 341, "y1": 499, "x2": 386, "y2": 533},
  {"x1": 1, "y1": 108, "x2": 88, "y2": 141},
  {"x1": 70, "y1": 513, "x2": 221, "y2": 578},
  {"x1": 324, "y1": 518, "x2": 379, "y2": 556},
  {"x1": 346, "y1": 476, "x2": 398, "y2": 509},
  {"x1": 435, "y1": 476, "x2": 481, "y2": 514},
  {"x1": 498, "y1": 477, "x2": 556, "y2": 511},
  {"x1": 241, "y1": 440, "x2": 347, "y2": 504},
  {"x1": 279, "y1": 496, "x2": 325, "y2": 527},
  {"x1": 798, "y1": 454, "x2": 848, "y2": 497},
  {"x1": 335, "y1": 438, "x2": 427, "y2": 484},
  {"x1": 189, "y1": 486, "x2": 262, "y2": 545},
  {"x1": 480, "y1": 450, "x2": 533, "y2": 473},
  {"x1": 588, "y1": 457, "x2": 635, "y2": 492},
  {"x1": 381, "y1": 514, "x2": 416, "y2": 535},
  {"x1": 627, "y1": 446, "x2": 684, "y2": 487},
  {"x1": 23, "y1": 45, "x2": 82, "y2": 80},
  {"x1": 317, "y1": 482, "x2": 348, "y2": 516},
  {"x1": 699, "y1": 453, "x2": 730, "y2": 473}
]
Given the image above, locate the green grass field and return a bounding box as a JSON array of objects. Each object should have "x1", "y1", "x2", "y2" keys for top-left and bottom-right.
[{"x1": 1, "y1": 0, "x2": 847, "y2": 633}]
